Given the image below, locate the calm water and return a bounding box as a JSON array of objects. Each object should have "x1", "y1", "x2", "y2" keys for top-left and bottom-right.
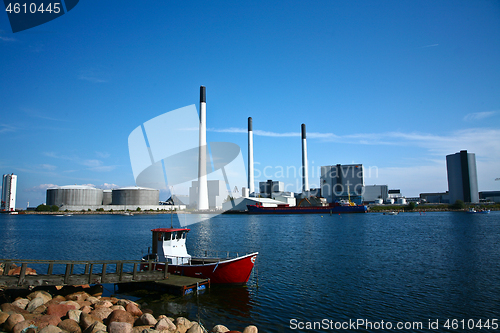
[{"x1": 1, "y1": 212, "x2": 500, "y2": 332}]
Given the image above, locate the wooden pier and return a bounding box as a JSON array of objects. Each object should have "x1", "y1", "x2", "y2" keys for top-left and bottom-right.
[{"x1": 0, "y1": 259, "x2": 168, "y2": 289}]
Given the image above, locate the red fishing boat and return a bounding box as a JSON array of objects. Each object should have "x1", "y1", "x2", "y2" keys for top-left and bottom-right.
[{"x1": 141, "y1": 228, "x2": 258, "y2": 285}]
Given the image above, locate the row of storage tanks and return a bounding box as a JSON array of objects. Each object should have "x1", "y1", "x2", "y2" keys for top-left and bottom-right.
[{"x1": 46, "y1": 185, "x2": 159, "y2": 206}]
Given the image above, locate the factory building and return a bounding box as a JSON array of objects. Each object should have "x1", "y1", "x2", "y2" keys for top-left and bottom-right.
[
  {"x1": 479, "y1": 191, "x2": 500, "y2": 203},
  {"x1": 320, "y1": 164, "x2": 364, "y2": 204},
  {"x1": 47, "y1": 185, "x2": 104, "y2": 207},
  {"x1": 259, "y1": 180, "x2": 284, "y2": 198},
  {"x1": 45, "y1": 185, "x2": 180, "y2": 211},
  {"x1": 420, "y1": 192, "x2": 450, "y2": 204},
  {"x1": 112, "y1": 186, "x2": 159, "y2": 205},
  {"x1": 446, "y1": 150, "x2": 479, "y2": 203},
  {"x1": 189, "y1": 180, "x2": 228, "y2": 210},
  {"x1": 1, "y1": 174, "x2": 17, "y2": 212},
  {"x1": 362, "y1": 185, "x2": 388, "y2": 203}
]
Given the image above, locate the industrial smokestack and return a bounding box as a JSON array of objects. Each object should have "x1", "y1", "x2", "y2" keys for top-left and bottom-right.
[
  {"x1": 248, "y1": 117, "x2": 255, "y2": 195},
  {"x1": 301, "y1": 123, "x2": 309, "y2": 197},
  {"x1": 198, "y1": 86, "x2": 209, "y2": 210}
]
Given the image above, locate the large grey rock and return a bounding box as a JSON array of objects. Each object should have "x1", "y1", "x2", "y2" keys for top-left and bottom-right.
[
  {"x1": 12, "y1": 298, "x2": 29, "y2": 310},
  {"x1": 83, "y1": 321, "x2": 107, "y2": 333},
  {"x1": 139, "y1": 313, "x2": 157, "y2": 326},
  {"x1": 108, "y1": 321, "x2": 133, "y2": 333},
  {"x1": 27, "y1": 290, "x2": 52, "y2": 304},
  {"x1": 155, "y1": 317, "x2": 175, "y2": 331},
  {"x1": 68, "y1": 309, "x2": 82, "y2": 323},
  {"x1": 26, "y1": 297, "x2": 46, "y2": 313}
]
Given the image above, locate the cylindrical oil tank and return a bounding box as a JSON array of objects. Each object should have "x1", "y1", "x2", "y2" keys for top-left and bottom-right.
[
  {"x1": 102, "y1": 190, "x2": 112, "y2": 205},
  {"x1": 385, "y1": 198, "x2": 395, "y2": 204},
  {"x1": 46, "y1": 185, "x2": 103, "y2": 206},
  {"x1": 397, "y1": 197, "x2": 407, "y2": 205},
  {"x1": 375, "y1": 198, "x2": 383, "y2": 204},
  {"x1": 111, "y1": 187, "x2": 159, "y2": 205}
]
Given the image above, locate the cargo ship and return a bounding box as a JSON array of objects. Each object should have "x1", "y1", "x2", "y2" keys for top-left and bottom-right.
[{"x1": 247, "y1": 198, "x2": 368, "y2": 214}]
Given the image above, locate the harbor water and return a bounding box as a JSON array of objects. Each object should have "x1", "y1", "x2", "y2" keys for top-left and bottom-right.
[{"x1": 1, "y1": 211, "x2": 499, "y2": 332}]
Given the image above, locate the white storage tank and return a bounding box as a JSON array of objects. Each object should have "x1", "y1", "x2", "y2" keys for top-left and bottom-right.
[
  {"x1": 397, "y1": 197, "x2": 407, "y2": 205},
  {"x1": 112, "y1": 187, "x2": 159, "y2": 205},
  {"x1": 375, "y1": 198, "x2": 383, "y2": 204},
  {"x1": 385, "y1": 198, "x2": 395, "y2": 204},
  {"x1": 46, "y1": 185, "x2": 103, "y2": 206},
  {"x1": 102, "y1": 190, "x2": 112, "y2": 205}
]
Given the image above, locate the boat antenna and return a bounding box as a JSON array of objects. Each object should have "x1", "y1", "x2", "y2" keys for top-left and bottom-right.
[{"x1": 170, "y1": 208, "x2": 173, "y2": 228}]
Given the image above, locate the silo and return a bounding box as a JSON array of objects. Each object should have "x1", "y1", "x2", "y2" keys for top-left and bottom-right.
[
  {"x1": 111, "y1": 187, "x2": 159, "y2": 205},
  {"x1": 46, "y1": 185, "x2": 103, "y2": 206},
  {"x1": 397, "y1": 198, "x2": 407, "y2": 205},
  {"x1": 102, "y1": 190, "x2": 112, "y2": 205}
]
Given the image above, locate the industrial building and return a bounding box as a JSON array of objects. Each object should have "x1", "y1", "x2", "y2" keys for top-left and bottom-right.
[
  {"x1": 320, "y1": 164, "x2": 364, "y2": 204},
  {"x1": 1, "y1": 174, "x2": 17, "y2": 212},
  {"x1": 45, "y1": 185, "x2": 181, "y2": 211},
  {"x1": 446, "y1": 150, "x2": 479, "y2": 203},
  {"x1": 47, "y1": 185, "x2": 103, "y2": 207},
  {"x1": 189, "y1": 180, "x2": 228, "y2": 210},
  {"x1": 259, "y1": 180, "x2": 284, "y2": 198},
  {"x1": 362, "y1": 185, "x2": 388, "y2": 203},
  {"x1": 479, "y1": 191, "x2": 500, "y2": 203},
  {"x1": 420, "y1": 192, "x2": 450, "y2": 204}
]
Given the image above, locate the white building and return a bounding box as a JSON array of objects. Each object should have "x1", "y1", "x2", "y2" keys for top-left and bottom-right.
[
  {"x1": 189, "y1": 180, "x2": 228, "y2": 210},
  {"x1": 1, "y1": 174, "x2": 17, "y2": 212}
]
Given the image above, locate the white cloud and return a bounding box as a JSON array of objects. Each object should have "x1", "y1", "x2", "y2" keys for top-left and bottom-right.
[
  {"x1": 0, "y1": 36, "x2": 16, "y2": 42},
  {"x1": 78, "y1": 70, "x2": 107, "y2": 83},
  {"x1": 25, "y1": 184, "x2": 59, "y2": 192},
  {"x1": 0, "y1": 124, "x2": 16, "y2": 133},
  {"x1": 463, "y1": 111, "x2": 498, "y2": 121},
  {"x1": 38, "y1": 164, "x2": 57, "y2": 171}
]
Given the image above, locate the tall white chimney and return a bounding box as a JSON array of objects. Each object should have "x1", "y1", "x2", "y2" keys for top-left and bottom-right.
[
  {"x1": 198, "y1": 86, "x2": 209, "y2": 210},
  {"x1": 301, "y1": 124, "x2": 309, "y2": 197},
  {"x1": 248, "y1": 117, "x2": 255, "y2": 195}
]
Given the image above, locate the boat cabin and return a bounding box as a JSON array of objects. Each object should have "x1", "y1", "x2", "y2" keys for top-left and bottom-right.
[{"x1": 151, "y1": 228, "x2": 191, "y2": 265}]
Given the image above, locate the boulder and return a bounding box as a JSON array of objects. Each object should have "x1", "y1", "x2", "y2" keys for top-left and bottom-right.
[
  {"x1": 0, "y1": 311, "x2": 10, "y2": 325},
  {"x1": 242, "y1": 326, "x2": 258, "y2": 333},
  {"x1": 1, "y1": 303, "x2": 29, "y2": 315},
  {"x1": 86, "y1": 297, "x2": 100, "y2": 305},
  {"x1": 66, "y1": 291, "x2": 90, "y2": 302},
  {"x1": 26, "y1": 297, "x2": 46, "y2": 313},
  {"x1": 187, "y1": 323, "x2": 204, "y2": 333},
  {"x1": 39, "y1": 325, "x2": 63, "y2": 333},
  {"x1": 80, "y1": 312, "x2": 100, "y2": 330},
  {"x1": 77, "y1": 301, "x2": 92, "y2": 308},
  {"x1": 138, "y1": 313, "x2": 157, "y2": 326},
  {"x1": 106, "y1": 309, "x2": 134, "y2": 326},
  {"x1": 116, "y1": 299, "x2": 131, "y2": 307},
  {"x1": 46, "y1": 303, "x2": 77, "y2": 318},
  {"x1": 94, "y1": 300, "x2": 113, "y2": 309},
  {"x1": 110, "y1": 305, "x2": 125, "y2": 311},
  {"x1": 34, "y1": 314, "x2": 62, "y2": 329},
  {"x1": 175, "y1": 317, "x2": 193, "y2": 333},
  {"x1": 27, "y1": 290, "x2": 52, "y2": 303},
  {"x1": 67, "y1": 309, "x2": 82, "y2": 323},
  {"x1": 155, "y1": 317, "x2": 176, "y2": 332},
  {"x1": 58, "y1": 318, "x2": 82, "y2": 333},
  {"x1": 125, "y1": 302, "x2": 142, "y2": 317},
  {"x1": 211, "y1": 325, "x2": 230, "y2": 333},
  {"x1": 90, "y1": 307, "x2": 113, "y2": 321},
  {"x1": 45, "y1": 295, "x2": 66, "y2": 307},
  {"x1": 131, "y1": 326, "x2": 153, "y2": 333},
  {"x1": 108, "y1": 321, "x2": 133, "y2": 333},
  {"x1": 81, "y1": 305, "x2": 92, "y2": 314},
  {"x1": 12, "y1": 298, "x2": 29, "y2": 310},
  {"x1": 4, "y1": 313, "x2": 25, "y2": 331},
  {"x1": 83, "y1": 321, "x2": 107, "y2": 333},
  {"x1": 8, "y1": 266, "x2": 37, "y2": 276},
  {"x1": 32, "y1": 304, "x2": 47, "y2": 315},
  {"x1": 12, "y1": 320, "x2": 35, "y2": 333},
  {"x1": 61, "y1": 300, "x2": 81, "y2": 310}
]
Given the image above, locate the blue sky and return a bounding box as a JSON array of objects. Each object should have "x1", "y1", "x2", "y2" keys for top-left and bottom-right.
[{"x1": 1, "y1": 1, "x2": 499, "y2": 207}]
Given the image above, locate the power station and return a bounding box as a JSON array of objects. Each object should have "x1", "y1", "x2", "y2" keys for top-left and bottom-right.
[{"x1": 1, "y1": 174, "x2": 17, "y2": 212}]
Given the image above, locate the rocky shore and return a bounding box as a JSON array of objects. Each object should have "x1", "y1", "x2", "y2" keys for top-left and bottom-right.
[{"x1": 0, "y1": 287, "x2": 257, "y2": 333}]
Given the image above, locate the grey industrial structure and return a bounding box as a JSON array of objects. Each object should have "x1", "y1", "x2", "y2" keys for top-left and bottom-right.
[
  {"x1": 446, "y1": 150, "x2": 479, "y2": 203},
  {"x1": 320, "y1": 164, "x2": 364, "y2": 204},
  {"x1": 189, "y1": 180, "x2": 228, "y2": 210},
  {"x1": 259, "y1": 180, "x2": 284, "y2": 198},
  {"x1": 362, "y1": 185, "x2": 389, "y2": 203},
  {"x1": 45, "y1": 185, "x2": 182, "y2": 211}
]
